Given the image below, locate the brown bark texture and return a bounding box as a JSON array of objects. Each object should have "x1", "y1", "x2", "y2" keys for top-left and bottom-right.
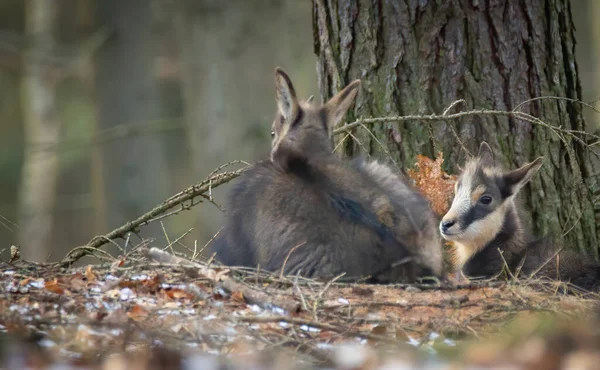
[{"x1": 312, "y1": 0, "x2": 598, "y2": 257}]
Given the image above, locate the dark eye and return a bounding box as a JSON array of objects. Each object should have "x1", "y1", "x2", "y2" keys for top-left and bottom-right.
[
  {"x1": 479, "y1": 195, "x2": 492, "y2": 205},
  {"x1": 271, "y1": 131, "x2": 275, "y2": 137}
]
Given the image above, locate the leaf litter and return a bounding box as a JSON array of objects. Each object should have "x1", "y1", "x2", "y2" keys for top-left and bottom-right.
[{"x1": 1, "y1": 153, "x2": 600, "y2": 369}]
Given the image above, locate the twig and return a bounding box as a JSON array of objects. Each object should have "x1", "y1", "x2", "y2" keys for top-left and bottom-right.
[
  {"x1": 236, "y1": 315, "x2": 398, "y2": 344},
  {"x1": 220, "y1": 278, "x2": 301, "y2": 314},
  {"x1": 279, "y1": 242, "x2": 307, "y2": 280},
  {"x1": 60, "y1": 167, "x2": 248, "y2": 267},
  {"x1": 312, "y1": 272, "x2": 346, "y2": 320}
]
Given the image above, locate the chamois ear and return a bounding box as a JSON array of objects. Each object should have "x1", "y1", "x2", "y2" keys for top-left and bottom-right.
[
  {"x1": 503, "y1": 156, "x2": 544, "y2": 196},
  {"x1": 477, "y1": 141, "x2": 495, "y2": 167},
  {"x1": 322, "y1": 80, "x2": 361, "y2": 132},
  {"x1": 275, "y1": 67, "x2": 300, "y2": 124}
]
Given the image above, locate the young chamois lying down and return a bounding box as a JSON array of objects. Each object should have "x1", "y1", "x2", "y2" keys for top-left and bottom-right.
[
  {"x1": 440, "y1": 142, "x2": 600, "y2": 292},
  {"x1": 210, "y1": 68, "x2": 443, "y2": 283}
]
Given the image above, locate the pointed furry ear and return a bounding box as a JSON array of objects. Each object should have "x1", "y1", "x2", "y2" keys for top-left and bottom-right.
[
  {"x1": 503, "y1": 156, "x2": 544, "y2": 196},
  {"x1": 477, "y1": 141, "x2": 495, "y2": 167},
  {"x1": 275, "y1": 67, "x2": 299, "y2": 123},
  {"x1": 322, "y1": 80, "x2": 361, "y2": 130}
]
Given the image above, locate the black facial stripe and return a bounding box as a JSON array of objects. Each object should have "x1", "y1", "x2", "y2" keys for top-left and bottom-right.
[{"x1": 460, "y1": 198, "x2": 495, "y2": 230}]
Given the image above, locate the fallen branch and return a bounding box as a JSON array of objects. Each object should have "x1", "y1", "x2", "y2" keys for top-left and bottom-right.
[
  {"x1": 235, "y1": 315, "x2": 400, "y2": 344},
  {"x1": 60, "y1": 167, "x2": 248, "y2": 267},
  {"x1": 220, "y1": 279, "x2": 302, "y2": 314}
]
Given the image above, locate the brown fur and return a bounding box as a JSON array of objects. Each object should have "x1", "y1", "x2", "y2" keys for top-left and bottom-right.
[
  {"x1": 441, "y1": 142, "x2": 600, "y2": 292},
  {"x1": 210, "y1": 68, "x2": 442, "y2": 282}
]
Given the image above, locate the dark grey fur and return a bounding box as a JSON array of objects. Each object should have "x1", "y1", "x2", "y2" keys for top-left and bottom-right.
[{"x1": 210, "y1": 68, "x2": 442, "y2": 282}]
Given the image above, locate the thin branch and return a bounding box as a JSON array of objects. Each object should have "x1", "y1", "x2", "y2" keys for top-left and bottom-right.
[{"x1": 60, "y1": 167, "x2": 249, "y2": 267}]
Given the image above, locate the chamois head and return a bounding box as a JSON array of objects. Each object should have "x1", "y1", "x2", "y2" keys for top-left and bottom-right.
[
  {"x1": 270, "y1": 67, "x2": 361, "y2": 168},
  {"x1": 439, "y1": 142, "x2": 544, "y2": 265}
]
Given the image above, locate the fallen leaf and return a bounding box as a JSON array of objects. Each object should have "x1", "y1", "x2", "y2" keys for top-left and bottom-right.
[
  {"x1": 407, "y1": 151, "x2": 457, "y2": 216},
  {"x1": 85, "y1": 265, "x2": 97, "y2": 283},
  {"x1": 165, "y1": 288, "x2": 193, "y2": 300},
  {"x1": 44, "y1": 279, "x2": 65, "y2": 295},
  {"x1": 231, "y1": 291, "x2": 245, "y2": 303},
  {"x1": 127, "y1": 304, "x2": 149, "y2": 321}
]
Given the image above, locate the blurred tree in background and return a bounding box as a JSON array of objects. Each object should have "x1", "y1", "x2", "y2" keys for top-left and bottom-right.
[
  {"x1": 313, "y1": 0, "x2": 600, "y2": 258},
  {"x1": 0, "y1": 0, "x2": 598, "y2": 262}
]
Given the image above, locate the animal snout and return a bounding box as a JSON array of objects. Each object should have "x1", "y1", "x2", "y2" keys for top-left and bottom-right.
[{"x1": 440, "y1": 219, "x2": 456, "y2": 234}]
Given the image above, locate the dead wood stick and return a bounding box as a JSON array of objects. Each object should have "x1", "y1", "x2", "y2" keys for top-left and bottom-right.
[
  {"x1": 236, "y1": 315, "x2": 400, "y2": 345},
  {"x1": 220, "y1": 279, "x2": 301, "y2": 314},
  {"x1": 143, "y1": 247, "x2": 228, "y2": 282},
  {"x1": 60, "y1": 168, "x2": 247, "y2": 267},
  {"x1": 322, "y1": 295, "x2": 471, "y2": 310}
]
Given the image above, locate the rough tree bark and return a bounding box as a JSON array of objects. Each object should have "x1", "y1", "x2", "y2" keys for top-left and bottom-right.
[
  {"x1": 313, "y1": 0, "x2": 598, "y2": 257},
  {"x1": 17, "y1": 0, "x2": 61, "y2": 261}
]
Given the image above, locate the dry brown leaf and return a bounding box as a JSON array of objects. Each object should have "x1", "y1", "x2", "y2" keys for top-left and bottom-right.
[
  {"x1": 127, "y1": 304, "x2": 149, "y2": 321},
  {"x1": 164, "y1": 288, "x2": 193, "y2": 300},
  {"x1": 85, "y1": 265, "x2": 97, "y2": 282},
  {"x1": 44, "y1": 279, "x2": 65, "y2": 295},
  {"x1": 231, "y1": 291, "x2": 245, "y2": 303},
  {"x1": 407, "y1": 151, "x2": 457, "y2": 216}
]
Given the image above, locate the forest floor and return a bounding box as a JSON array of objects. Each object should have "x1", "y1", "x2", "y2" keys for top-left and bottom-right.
[
  {"x1": 1, "y1": 245, "x2": 600, "y2": 370},
  {"x1": 2, "y1": 152, "x2": 600, "y2": 369}
]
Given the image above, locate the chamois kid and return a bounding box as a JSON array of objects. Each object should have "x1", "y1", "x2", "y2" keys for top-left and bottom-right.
[
  {"x1": 440, "y1": 142, "x2": 600, "y2": 291},
  {"x1": 211, "y1": 68, "x2": 442, "y2": 282}
]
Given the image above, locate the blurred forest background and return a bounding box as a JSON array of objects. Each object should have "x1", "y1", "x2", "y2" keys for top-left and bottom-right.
[{"x1": 0, "y1": 0, "x2": 599, "y2": 263}]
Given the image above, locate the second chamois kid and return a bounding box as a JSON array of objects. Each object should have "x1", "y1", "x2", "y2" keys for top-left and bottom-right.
[
  {"x1": 211, "y1": 68, "x2": 443, "y2": 283},
  {"x1": 440, "y1": 142, "x2": 600, "y2": 292}
]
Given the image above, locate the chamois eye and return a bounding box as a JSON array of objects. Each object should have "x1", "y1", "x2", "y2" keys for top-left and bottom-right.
[
  {"x1": 271, "y1": 131, "x2": 275, "y2": 138},
  {"x1": 479, "y1": 195, "x2": 492, "y2": 205}
]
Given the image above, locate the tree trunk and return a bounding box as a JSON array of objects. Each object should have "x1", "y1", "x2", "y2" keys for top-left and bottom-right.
[
  {"x1": 95, "y1": 0, "x2": 171, "y2": 246},
  {"x1": 312, "y1": 0, "x2": 598, "y2": 257},
  {"x1": 17, "y1": 0, "x2": 61, "y2": 261}
]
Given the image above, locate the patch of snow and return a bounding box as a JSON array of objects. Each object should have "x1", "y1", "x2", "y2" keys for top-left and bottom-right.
[
  {"x1": 248, "y1": 304, "x2": 261, "y2": 313},
  {"x1": 271, "y1": 306, "x2": 286, "y2": 316},
  {"x1": 337, "y1": 298, "x2": 349, "y2": 305},
  {"x1": 443, "y1": 338, "x2": 456, "y2": 346},
  {"x1": 89, "y1": 286, "x2": 102, "y2": 294},
  {"x1": 407, "y1": 336, "x2": 420, "y2": 346},
  {"x1": 224, "y1": 326, "x2": 238, "y2": 336},
  {"x1": 28, "y1": 279, "x2": 45, "y2": 289},
  {"x1": 316, "y1": 342, "x2": 334, "y2": 350},
  {"x1": 38, "y1": 338, "x2": 56, "y2": 348},
  {"x1": 299, "y1": 325, "x2": 320, "y2": 333},
  {"x1": 203, "y1": 314, "x2": 217, "y2": 321},
  {"x1": 118, "y1": 288, "x2": 135, "y2": 300}
]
